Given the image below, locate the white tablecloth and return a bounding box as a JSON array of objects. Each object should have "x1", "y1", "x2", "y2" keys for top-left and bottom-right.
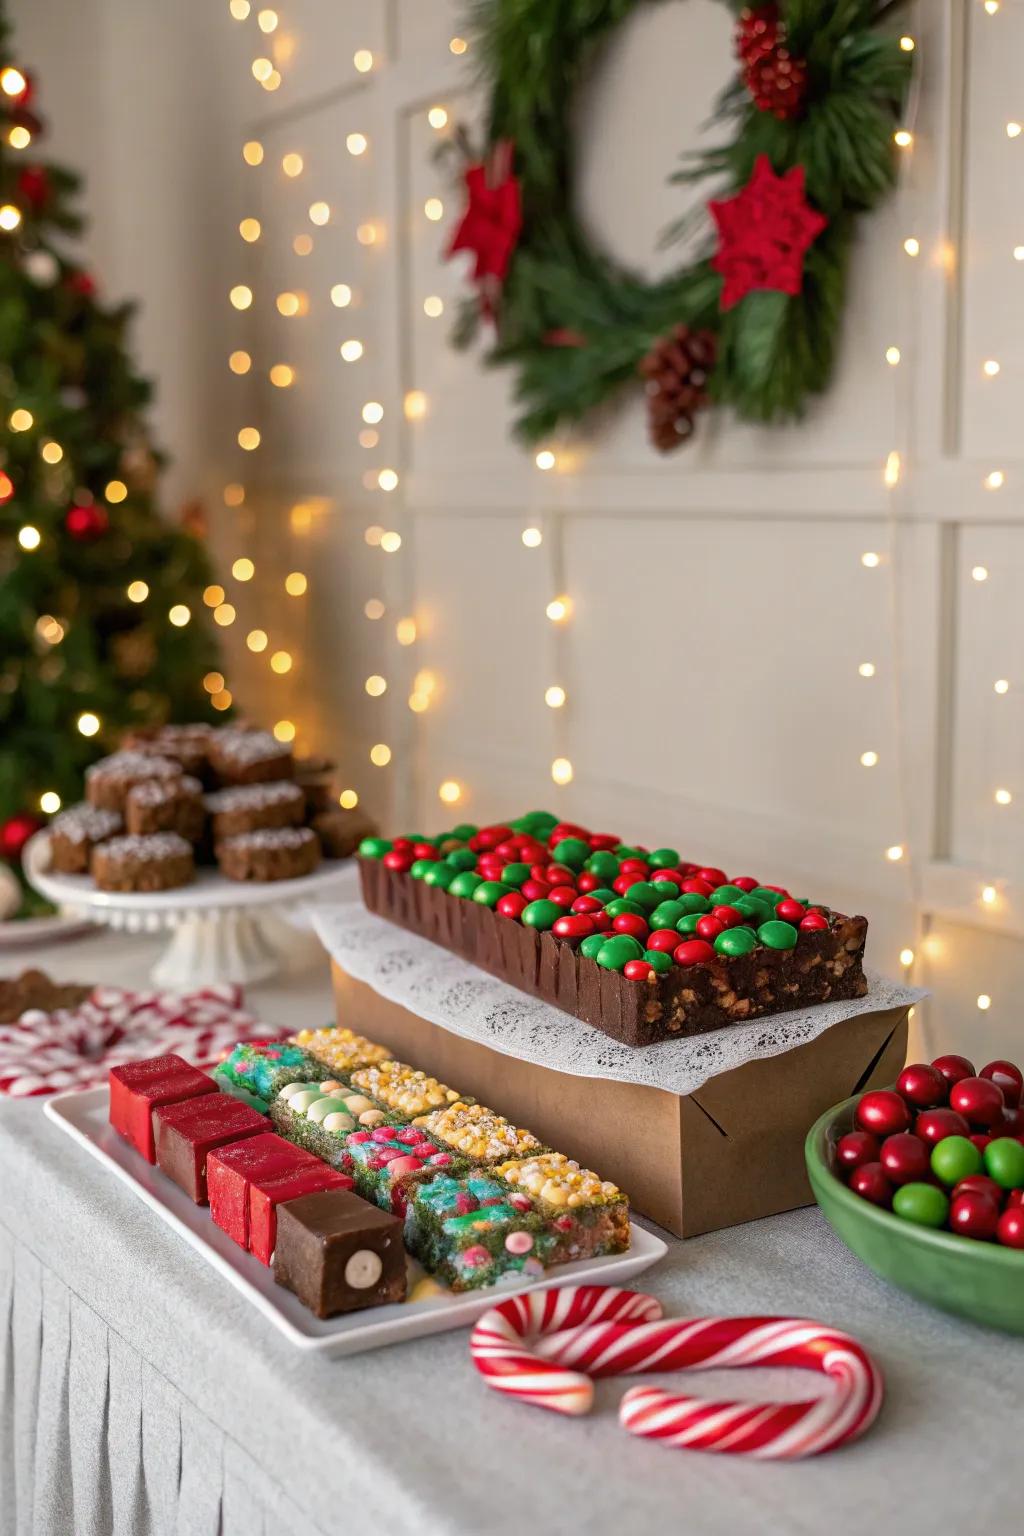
[{"x1": 1, "y1": 928, "x2": 1019, "y2": 1535}]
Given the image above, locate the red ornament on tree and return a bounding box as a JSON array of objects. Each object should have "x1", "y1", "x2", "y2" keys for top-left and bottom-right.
[
  {"x1": 16, "y1": 165, "x2": 51, "y2": 210},
  {"x1": 447, "y1": 140, "x2": 522, "y2": 316},
  {"x1": 65, "y1": 268, "x2": 97, "y2": 299},
  {"x1": 736, "y1": 5, "x2": 808, "y2": 120},
  {"x1": 65, "y1": 503, "x2": 109, "y2": 541},
  {"x1": 0, "y1": 813, "x2": 42, "y2": 862},
  {"x1": 709, "y1": 154, "x2": 827, "y2": 311}
]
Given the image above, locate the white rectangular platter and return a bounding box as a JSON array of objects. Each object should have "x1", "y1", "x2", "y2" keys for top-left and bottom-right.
[{"x1": 45, "y1": 1086, "x2": 667, "y2": 1357}]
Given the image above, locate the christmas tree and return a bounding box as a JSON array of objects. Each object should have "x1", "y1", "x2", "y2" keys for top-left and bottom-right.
[{"x1": 0, "y1": 3, "x2": 223, "y2": 915}]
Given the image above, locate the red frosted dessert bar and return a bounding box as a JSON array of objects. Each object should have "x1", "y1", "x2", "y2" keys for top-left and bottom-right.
[
  {"x1": 208, "y1": 1132, "x2": 314, "y2": 1248},
  {"x1": 154, "y1": 1095, "x2": 268, "y2": 1203},
  {"x1": 109, "y1": 1053, "x2": 217, "y2": 1163},
  {"x1": 248, "y1": 1164, "x2": 354, "y2": 1265}
]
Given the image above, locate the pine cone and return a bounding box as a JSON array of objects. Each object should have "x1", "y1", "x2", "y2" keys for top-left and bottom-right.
[
  {"x1": 639, "y1": 325, "x2": 716, "y2": 452},
  {"x1": 735, "y1": 6, "x2": 807, "y2": 120}
]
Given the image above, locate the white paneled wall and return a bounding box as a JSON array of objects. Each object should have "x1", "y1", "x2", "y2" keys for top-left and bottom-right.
[{"x1": 18, "y1": 0, "x2": 1024, "y2": 1058}]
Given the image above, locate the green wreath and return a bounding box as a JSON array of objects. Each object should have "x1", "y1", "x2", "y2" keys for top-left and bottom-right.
[{"x1": 446, "y1": 1, "x2": 912, "y2": 449}]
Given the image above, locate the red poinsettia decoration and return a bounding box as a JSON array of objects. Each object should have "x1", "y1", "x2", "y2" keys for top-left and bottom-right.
[
  {"x1": 447, "y1": 139, "x2": 522, "y2": 314},
  {"x1": 709, "y1": 155, "x2": 827, "y2": 311}
]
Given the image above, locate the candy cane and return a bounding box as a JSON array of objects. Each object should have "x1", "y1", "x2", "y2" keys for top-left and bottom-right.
[{"x1": 470, "y1": 1286, "x2": 883, "y2": 1458}]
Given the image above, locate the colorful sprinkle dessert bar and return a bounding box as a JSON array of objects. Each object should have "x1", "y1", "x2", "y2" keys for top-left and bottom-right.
[
  {"x1": 208, "y1": 1131, "x2": 315, "y2": 1249},
  {"x1": 343, "y1": 1125, "x2": 465, "y2": 1213},
  {"x1": 109, "y1": 1054, "x2": 218, "y2": 1163},
  {"x1": 270, "y1": 1081, "x2": 397, "y2": 1167},
  {"x1": 289, "y1": 1025, "x2": 392, "y2": 1076},
  {"x1": 412, "y1": 1102, "x2": 546, "y2": 1165},
  {"x1": 349, "y1": 1060, "x2": 470, "y2": 1117},
  {"x1": 493, "y1": 1153, "x2": 630, "y2": 1259},
  {"x1": 357, "y1": 811, "x2": 869, "y2": 1047},
  {"x1": 403, "y1": 1171, "x2": 556, "y2": 1291},
  {"x1": 154, "y1": 1095, "x2": 268, "y2": 1203},
  {"x1": 273, "y1": 1187, "x2": 407, "y2": 1317},
  {"x1": 215, "y1": 1040, "x2": 331, "y2": 1108},
  {"x1": 249, "y1": 1163, "x2": 354, "y2": 1266}
]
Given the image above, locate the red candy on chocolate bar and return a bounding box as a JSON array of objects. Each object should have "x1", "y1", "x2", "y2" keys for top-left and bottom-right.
[
  {"x1": 109, "y1": 1054, "x2": 217, "y2": 1164},
  {"x1": 249, "y1": 1164, "x2": 353, "y2": 1265},
  {"x1": 208, "y1": 1132, "x2": 316, "y2": 1249}
]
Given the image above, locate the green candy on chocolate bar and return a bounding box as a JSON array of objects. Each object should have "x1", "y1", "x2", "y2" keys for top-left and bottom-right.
[
  {"x1": 579, "y1": 933, "x2": 606, "y2": 960},
  {"x1": 358, "y1": 836, "x2": 391, "y2": 858},
  {"x1": 472, "y1": 880, "x2": 511, "y2": 907},
  {"x1": 424, "y1": 863, "x2": 457, "y2": 890},
  {"x1": 446, "y1": 849, "x2": 478, "y2": 872},
  {"x1": 596, "y1": 935, "x2": 644, "y2": 970},
  {"x1": 449, "y1": 871, "x2": 483, "y2": 898}
]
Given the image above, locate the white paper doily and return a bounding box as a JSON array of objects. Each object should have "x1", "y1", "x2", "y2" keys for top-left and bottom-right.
[{"x1": 311, "y1": 901, "x2": 925, "y2": 1097}]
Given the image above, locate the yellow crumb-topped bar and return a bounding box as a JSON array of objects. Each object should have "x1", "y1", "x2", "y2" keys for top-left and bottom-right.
[{"x1": 349, "y1": 1060, "x2": 468, "y2": 1117}]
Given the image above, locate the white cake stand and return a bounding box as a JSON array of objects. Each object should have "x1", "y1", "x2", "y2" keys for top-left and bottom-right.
[{"x1": 23, "y1": 831, "x2": 358, "y2": 986}]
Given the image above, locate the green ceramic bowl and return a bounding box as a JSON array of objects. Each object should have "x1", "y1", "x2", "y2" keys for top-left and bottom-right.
[{"x1": 806, "y1": 1094, "x2": 1024, "y2": 1336}]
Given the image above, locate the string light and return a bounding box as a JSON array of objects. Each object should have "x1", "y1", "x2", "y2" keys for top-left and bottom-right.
[
  {"x1": 423, "y1": 295, "x2": 444, "y2": 317},
  {"x1": 994, "y1": 678, "x2": 1009, "y2": 694},
  {"x1": 347, "y1": 133, "x2": 368, "y2": 156},
  {"x1": 977, "y1": 994, "x2": 992, "y2": 1011},
  {"x1": 982, "y1": 885, "x2": 998, "y2": 905},
  {"x1": 257, "y1": 7, "x2": 278, "y2": 32},
  {"x1": 309, "y1": 201, "x2": 331, "y2": 226},
  {"x1": 364, "y1": 526, "x2": 383, "y2": 547},
  {"x1": 357, "y1": 222, "x2": 380, "y2": 245},
  {"x1": 380, "y1": 531, "x2": 402, "y2": 552},
  {"x1": 545, "y1": 686, "x2": 566, "y2": 709},
  {"x1": 331, "y1": 284, "x2": 352, "y2": 307},
  {"x1": 903, "y1": 237, "x2": 920, "y2": 257},
  {"x1": 204, "y1": 585, "x2": 225, "y2": 607},
  {"x1": 858, "y1": 662, "x2": 876, "y2": 678},
  {"x1": 365, "y1": 674, "x2": 387, "y2": 697},
  {"x1": 40, "y1": 441, "x2": 63, "y2": 464},
  {"x1": 77, "y1": 712, "x2": 101, "y2": 737},
  {"x1": 404, "y1": 390, "x2": 428, "y2": 420},
  {"x1": 377, "y1": 469, "x2": 399, "y2": 492},
  {"x1": 885, "y1": 346, "x2": 901, "y2": 365},
  {"x1": 229, "y1": 350, "x2": 251, "y2": 374},
  {"x1": 270, "y1": 650, "x2": 292, "y2": 674},
  {"x1": 359, "y1": 429, "x2": 379, "y2": 448},
  {"x1": 983, "y1": 359, "x2": 1000, "y2": 376},
  {"x1": 282, "y1": 152, "x2": 304, "y2": 177},
  {"x1": 276, "y1": 290, "x2": 304, "y2": 316},
  {"x1": 994, "y1": 788, "x2": 1012, "y2": 805},
  {"x1": 17, "y1": 525, "x2": 40, "y2": 551},
  {"x1": 984, "y1": 0, "x2": 999, "y2": 12},
  {"x1": 1, "y1": 66, "x2": 27, "y2": 94},
  {"x1": 884, "y1": 450, "x2": 901, "y2": 487},
  {"x1": 439, "y1": 780, "x2": 462, "y2": 805},
  {"x1": 104, "y1": 480, "x2": 127, "y2": 504},
  {"x1": 285, "y1": 571, "x2": 307, "y2": 596},
  {"x1": 972, "y1": 565, "x2": 988, "y2": 582},
  {"x1": 251, "y1": 58, "x2": 274, "y2": 82},
  {"x1": 396, "y1": 617, "x2": 417, "y2": 645},
  {"x1": 0, "y1": 205, "x2": 22, "y2": 231},
  {"x1": 362, "y1": 401, "x2": 384, "y2": 424},
  {"x1": 39, "y1": 791, "x2": 61, "y2": 815},
  {"x1": 339, "y1": 789, "x2": 359, "y2": 809},
  {"x1": 449, "y1": 36, "x2": 468, "y2": 54},
  {"x1": 340, "y1": 339, "x2": 364, "y2": 361},
  {"x1": 269, "y1": 363, "x2": 295, "y2": 387},
  {"x1": 8, "y1": 126, "x2": 30, "y2": 150},
  {"x1": 900, "y1": 948, "x2": 915, "y2": 967},
  {"x1": 370, "y1": 743, "x2": 392, "y2": 766},
  {"x1": 247, "y1": 629, "x2": 268, "y2": 652},
  {"x1": 894, "y1": 130, "x2": 913, "y2": 149},
  {"x1": 127, "y1": 581, "x2": 149, "y2": 603},
  {"x1": 243, "y1": 140, "x2": 264, "y2": 165},
  {"x1": 364, "y1": 598, "x2": 385, "y2": 619},
  {"x1": 522, "y1": 527, "x2": 543, "y2": 548},
  {"x1": 424, "y1": 197, "x2": 444, "y2": 221},
  {"x1": 214, "y1": 603, "x2": 236, "y2": 627},
  {"x1": 886, "y1": 844, "x2": 904, "y2": 862},
  {"x1": 353, "y1": 49, "x2": 374, "y2": 72},
  {"x1": 238, "y1": 427, "x2": 261, "y2": 450},
  {"x1": 1015, "y1": 247, "x2": 1024, "y2": 262},
  {"x1": 204, "y1": 674, "x2": 225, "y2": 699},
  {"x1": 9, "y1": 408, "x2": 33, "y2": 431},
  {"x1": 293, "y1": 234, "x2": 313, "y2": 255},
  {"x1": 168, "y1": 605, "x2": 191, "y2": 627},
  {"x1": 1007, "y1": 122, "x2": 1022, "y2": 139},
  {"x1": 274, "y1": 720, "x2": 296, "y2": 743},
  {"x1": 408, "y1": 691, "x2": 430, "y2": 713},
  {"x1": 551, "y1": 757, "x2": 574, "y2": 786},
  {"x1": 899, "y1": 36, "x2": 915, "y2": 51},
  {"x1": 210, "y1": 689, "x2": 232, "y2": 711},
  {"x1": 984, "y1": 470, "x2": 1005, "y2": 489},
  {"x1": 428, "y1": 107, "x2": 449, "y2": 130},
  {"x1": 860, "y1": 751, "x2": 879, "y2": 767},
  {"x1": 224, "y1": 483, "x2": 245, "y2": 507},
  {"x1": 535, "y1": 449, "x2": 556, "y2": 471},
  {"x1": 232, "y1": 557, "x2": 255, "y2": 581},
  {"x1": 546, "y1": 595, "x2": 572, "y2": 622},
  {"x1": 35, "y1": 616, "x2": 64, "y2": 645},
  {"x1": 861, "y1": 551, "x2": 880, "y2": 568},
  {"x1": 230, "y1": 284, "x2": 253, "y2": 310}
]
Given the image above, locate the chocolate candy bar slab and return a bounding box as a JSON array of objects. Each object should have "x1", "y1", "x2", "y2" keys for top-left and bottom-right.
[
  {"x1": 109, "y1": 1054, "x2": 217, "y2": 1164},
  {"x1": 273, "y1": 1188, "x2": 406, "y2": 1318},
  {"x1": 154, "y1": 1095, "x2": 268, "y2": 1203},
  {"x1": 249, "y1": 1163, "x2": 353, "y2": 1266}
]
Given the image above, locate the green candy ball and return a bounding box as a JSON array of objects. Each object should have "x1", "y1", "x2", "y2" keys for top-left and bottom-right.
[
  {"x1": 714, "y1": 927, "x2": 758, "y2": 957},
  {"x1": 751, "y1": 887, "x2": 784, "y2": 907},
  {"x1": 423, "y1": 863, "x2": 457, "y2": 890},
  {"x1": 892, "y1": 1183, "x2": 949, "y2": 1229},
  {"x1": 710, "y1": 884, "x2": 747, "y2": 907},
  {"x1": 514, "y1": 810, "x2": 557, "y2": 835},
  {"x1": 449, "y1": 871, "x2": 483, "y2": 899},
  {"x1": 472, "y1": 880, "x2": 512, "y2": 907},
  {"x1": 625, "y1": 882, "x2": 662, "y2": 913},
  {"x1": 930, "y1": 1135, "x2": 982, "y2": 1186},
  {"x1": 358, "y1": 836, "x2": 391, "y2": 858},
  {"x1": 500, "y1": 861, "x2": 532, "y2": 889},
  {"x1": 614, "y1": 846, "x2": 644, "y2": 860},
  {"x1": 586, "y1": 888, "x2": 618, "y2": 906},
  {"x1": 984, "y1": 1137, "x2": 1024, "y2": 1190},
  {"x1": 521, "y1": 899, "x2": 562, "y2": 931},
  {"x1": 676, "y1": 892, "x2": 711, "y2": 915},
  {"x1": 410, "y1": 859, "x2": 437, "y2": 880},
  {"x1": 675, "y1": 914, "x2": 702, "y2": 935},
  {"x1": 605, "y1": 898, "x2": 645, "y2": 918},
  {"x1": 651, "y1": 880, "x2": 681, "y2": 899},
  {"x1": 647, "y1": 847, "x2": 680, "y2": 870},
  {"x1": 579, "y1": 933, "x2": 606, "y2": 961},
  {"x1": 643, "y1": 948, "x2": 673, "y2": 975},
  {"x1": 596, "y1": 935, "x2": 644, "y2": 971},
  {"x1": 553, "y1": 837, "x2": 590, "y2": 871},
  {"x1": 735, "y1": 895, "x2": 773, "y2": 926},
  {"x1": 449, "y1": 823, "x2": 478, "y2": 841},
  {"x1": 757, "y1": 920, "x2": 798, "y2": 951},
  {"x1": 585, "y1": 850, "x2": 621, "y2": 880},
  {"x1": 446, "y1": 849, "x2": 478, "y2": 872},
  {"x1": 649, "y1": 901, "x2": 688, "y2": 930}
]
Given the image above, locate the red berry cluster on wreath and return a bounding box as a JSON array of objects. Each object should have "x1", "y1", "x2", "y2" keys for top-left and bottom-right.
[
  {"x1": 837, "y1": 1055, "x2": 1024, "y2": 1249},
  {"x1": 359, "y1": 811, "x2": 839, "y2": 979},
  {"x1": 735, "y1": 4, "x2": 807, "y2": 120}
]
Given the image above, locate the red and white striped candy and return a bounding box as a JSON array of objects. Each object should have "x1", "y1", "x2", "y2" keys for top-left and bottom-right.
[{"x1": 470, "y1": 1285, "x2": 884, "y2": 1458}]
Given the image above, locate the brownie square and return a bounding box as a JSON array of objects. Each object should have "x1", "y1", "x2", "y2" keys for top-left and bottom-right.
[
  {"x1": 155, "y1": 1096, "x2": 267, "y2": 1203},
  {"x1": 109, "y1": 1054, "x2": 217, "y2": 1163},
  {"x1": 249, "y1": 1164, "x2": 354, "y2": 1266},
  {"x1": 273, "y1": 1188, "x2": 407, "y2": 1317},
  {"x1": 208, "y1": 1132, "x2": 315, "y2": 1249}
]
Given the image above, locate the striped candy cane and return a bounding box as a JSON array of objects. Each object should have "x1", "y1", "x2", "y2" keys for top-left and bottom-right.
[{"x1": 470, "y1": 1285, "x2": 883, "y2": 1458}]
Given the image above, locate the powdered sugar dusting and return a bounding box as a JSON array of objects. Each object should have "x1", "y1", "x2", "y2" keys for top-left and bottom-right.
[
  {"x1": 128, "y1": 775, "x2": 202, "y2": 806},
  {"x1": 51, "y1": 805, "x2": 122, "y2": 843},
  {"x1": 204, "y1": 782, "x2": 303, "y2": 813},
  {"x1": 85, "y1": 751, "x2": 181, "y2": 782},
  {"x1": 96, "y1": 832, "x2": 193, "y2": 861},
  {"x1": 212, "y1": 729, "x2": 290, "y2": 765},
  {"x1": 219, "y1": 826, "x2": 316, "y2": 851}
]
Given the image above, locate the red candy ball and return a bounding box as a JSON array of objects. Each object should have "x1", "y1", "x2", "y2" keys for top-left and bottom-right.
[
  {"x1": 471, "y1": 826, "x2": 512, "y2": 851},
  {"x1": 731, "y1": 876, "x2": 759, "y2": 892},
  {"x1": 681, "y1": 878, "x2": 713, "y2": 897},
  {"x1": 760, "y1": 883, "x2": 789, "y2": 897},
  {"x1": 997, "y1": 1206, "x2": 1024, "y2": 1248},
  {"x1": 848, "y1": 1162, "x2": 892, "y2": 1208},
  {"x1": 552, "y1": 914, "x2": 596, "y2": 941},
  {"x1": 915, "y1": 1107, "x2": 971, "y2": 1146},
  {"x1": 953, "y1": 1174, "x2": 1004, "y2": 1205},
  {"x1": 711, "y1": 904, "x2": 744, "y2": 929},
  {"x1": 619, "y1": 859, "x2": 650, "y2": 878},
  {"x1": 547, "y1": 885, "x2": 579, "y2": 909},
  {"x1": 548, "y1": 822, "x2": 588, "y2": 846},
  {"x1": 836, "y1": 1131, "x2": 880, "y2": 1171},
  {"x1": 650, "y1": 867, "x2": 682, "y2": 885},
  {"x1": 520, "y1": 880, "x2": 551, "y2": 903},
  {"x1": 623, "y1": 960, "x2": 655, "y2": 982},
  {"x1": 879, "y1": 1132, "x2": 930, "y2": 1185},
  {"x1": 392, "y1": 838, "x2": 414, "y2": 852},
  {"x1": 496, "y1": 893, "x2": 528, "y2": 920},
  {"x1": 576, "y1": 872, "x2": 602, "y2": 894},
  {"x1": 588, "y1": 833, "x2": 619, "y2": 851},
  {"x1": 383, "y1": 850, "x2": 414, "y2": 872},
  {"x1": 697, "y1": 867, "x2": 727, "y2": 889},
  {"x1": 855, "y1": 1090, "x2": 911, "y2": 1138},
  {"x1": 1007, "y1": 1189, "x2": 1024, "y2": 1208},
  {"x1": 646, "y1": 928, "x2": 681, "y2": 953},
  {"x1": 411, "y1": 841, "x2": 436, "y2": 859},
  {"x1": 571, "y1": 895, "x2": 604, "y2": 915},
  {"x1": 612, "y1": 875, "x2": 635, "y2": 896},
  {"x1": 932, "y1": 1054, "x2": 976, "y2": 1089},
  {"x1": 695, "y1": 915, "x2": 724, "y2": 942},
  {"x1": 673, "y1": 939, "x2": 716, "y2": 967},
  {"x1": 950, "y1": 1190, "x2": 1000, "y2": 1241},
  {"x1": 999, "y1": 1105, "x2": 1024, "y2": 1138},
  {"x1": 494, "y1": 839, "x2": 521, "y2": 860},
  {"x1": 896, "y1": 1062, "x2": 947, "y2": 1109},
  {"x1": 799, "y1": 912, "x2": 829, "y2": 932},
  {"x1": 980, "y1": 1060, "x2": 1024, "y2": 1109},
  {"x1": 774, "y1": 898, "x2": 805, "y2": 923},
  {"x1": 612, "y1": 913, "x2": 649, "y2": 942},
  {"x1": 544, "y1": 863, "x2": 576, "y2": 886},
  {"x1": 949, "y1": 1076, "x2": 1005, "y2": 1129},
  {"x1": 589, "y1": 910, "x2": 612, "y2": 932},
  {"x1": 970, "y1": 1134, "x2": 993, "y2": 1155}
]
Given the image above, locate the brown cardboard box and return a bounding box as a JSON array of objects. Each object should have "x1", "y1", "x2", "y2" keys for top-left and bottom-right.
[{"x1": 331, "y1": 962, "x2": 909, "y2": 1238}]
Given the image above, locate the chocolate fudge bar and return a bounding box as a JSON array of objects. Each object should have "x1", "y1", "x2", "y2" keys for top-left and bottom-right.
[
  {"x1": 154, "y1": 1095, "x2": 268, "y2": 1202},
  {"x1": 412, "y1": 1102, "x2": 546, "y2": 1165},
  {"x1": 208, "y1": 1132, "x2": 314, "y2": 1249},
  {"x1": 270, "y1": 1081, "x2": 397, "y2": 1167},
  {"x1": 109, "y1": 1054, "x2": 217, "y2": 1163},
  {"x1": 357, "y1": 811, "x2": 869, "y2": 1047},
  {"x1": 288, "y1": 1026, "x2": 392, "y2": 1076},
  {"x1": 249, "y1": 1163, "x2": 354, "y2": 1265},
  {"x1": 49, "y1": 804, "x2": 122, "y2": 873},
  {"x1": 273, "y1": 1188, "x2": 407, "y2": 1317},
  {"x1": 403, "y1": 1171, "x2": 555, "y2": 1291},
  {"x1": 215, "y1": 1040, "x2": 332, "y2": 1108}
]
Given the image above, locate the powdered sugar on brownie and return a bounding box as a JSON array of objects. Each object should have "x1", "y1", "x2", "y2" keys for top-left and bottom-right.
[
  {"x1": 99, "y1": 833, "x2": 193, "y2": 860},
  {"x1": 86, "y1": 752, "x2": 181, "y2": 782},
  {"x1": 212, "y1": 730, "x2": 290, "y2": 766},
  {"x1": 51, "y1": 805, "x2": 122, "y2": 843},
  {"x1": 221, "y1": 827, "x2": 317, "y2": 851},
  {"x1": 204, "y1": 782, "x2": 302, "y2": 813},
  {"x1": 129, "y1": 775, "x2": 202, "y2": 806}
]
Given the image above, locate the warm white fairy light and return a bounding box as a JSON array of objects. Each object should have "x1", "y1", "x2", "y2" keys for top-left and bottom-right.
[
  {"x1": 404, "y1": 390, "x2": 428, "y2": 420},
  {"x1": 357, "y1": 222, "x2": 380, "y2": 246},
  {"x1": 545, "y1": 686, "x2": 567, "y2": 709},
  {"x1": 860, "y1": 751, "x2": 879, "y2": 767},
  {"x1": 238, "y1": 427, "x2": 261, "y2": 450},
  {"x1": 331, "y1": 284, "x2": 352, "y2": 307},
  {"x1": 546, "y1": 595, "x2": 571, "y2": 622},
  {"x1": 274, "y1": 720, "x2": 296, "y2": 743},
  {"x1": 983, "y1": 359, "x2": 1001, "y2": 376},
  {"x1": 276, "y1": 291, "x2": 302, "y2": 316},
  {"x1": 229, "y1": 350, "x2": 251, "y2": 374},
  {"x1": 76, "y1": 712, "x2": 101, "y2": 737},
  {"x1": 347, "y1": 133, "x2": 368, "y2": 157},
  {"x1": 899, "y1": 948, "x2": 915, "y2": 967},
  {"x1": 309, "y1": 201, "x2": 331, "y2": 226},
  {"x1": 984, "y1": 0, "x2": 999, "y2": 13},
  {"x1": 169, "y1": 604, "x2": 191, "y2": 627},
  {"x1": 40, "y1": 441, "x2": 63, "y2": 464},
  {"x1": 994, "y1": 678, "x2": 1009, "y2": 694},
  {"x1": 439, "y1": 780, "x2": 462, "y2": 805},
  {"x1": 359, "y1": 429, "x2": 379, "y2": 449},
  {"x1": 982, "y1": 884, "x2": 998, "y2": 905},
  {"x1": 535, "y1": 449, "x2": 556, "y2": 471},
  {"x1": 0, "y1": 205, "x2": 22, "y2": 231},
  {"x1": 247, "y1": 629, "x2": 268, "y2": 652},
  {"x1": 424, "y1": 197, "x2": 444, "y2": 222},
  {"x1": 127, "y1": 581, "x2": 149, "y2": 603},
  {"x1": 340, "y1": 339, "x2": 364, "y2": 361},
  {"x1": 984, "y1": 470, "x2": 1005, "y2": 489},
  {"x1": 380, "y1": 531, "x2": 402, "y2": 553},
  {"x1": 104, "y1": 480, "x2": 127, "y2": 504},
  {"x1": 270, "y1": 650, "x2": 292, "y2": 674},
  {"x1": 285, "y1": 571, "x2": 307, "y2": 596},
  {"x1": 204, "y1": 584, "x2": 225, "y2": 607},
  {"x1": 214, "y1": 603, "x2": 236, "y2": 627},
  {"x1": 364, "y1": 526, "x2": 384, "y2": 547},
  {"x1": 365, "y1": 675, "x2": 387, "y2": 697},
  {"x1": 899, "y1": 35, "x2": 915, "y2": 51},
  {"x1": 293, "y1": 234, "x2": 313, "y2": 256},
  {"x1": 257, "y1": 8, "x2": 278, "y2": 32},
  {"x1": 370, "y1": 743, "x2": 392, "y2": 766},
  {"x1": 8, "y1": 126, "x2": 30, "y2": 150},
  {"x1": 886, "y1": 844, "x2": 904, "y2": 862},
  {"x1": 339, "y1": 789, "x2": 359, "y2": 809},
  {"x1": 885, "y1": 346, "x2": 901, "y2": 365},
  {"x1": 994, "y1": 788, "x2": 1012, "y2": 805},
  {"x1": 1014, "y1": 247, "x2": 1024, "y2": 262},
  {"x1": 884, "y1": 451, "x2": 901, "y2": 487},
  {"x1": 232, "y1": 557, "x2": 255, "y2": 581},
  {"x1": 364, "y1": 598, "x2": 385, "y2": 620},
  {"x1": 243, "y1": 140, "x2": 264, "y2": 165},
  {"x1": 353, "y1": 49, "x2": 374, "y2": 72},
  {"x1": 551, "y1": 757, "x2": 574, "y2": 786},
  {"x1": 858, "y1": 662, "x2": 876, "y2": 678},
  {"x1": 282, "y1": 153, "x2": 304, "y2": 180},
  {"x1": 225, "y1": 484, "x2": 245, "y2": 507},
  {"x1": 423, "y1": 295, "x2": 444, "y2": 318},
  {"x1": 1, "y1": 66, "x2": 27, "y2": 94},
  {"x1": 428, "y1": 107, "x2": 449, "y2": 130},
  {"x1": 396, "y1": 618, "x2": 417, "y2": 645},
  {"x1": 861, "y1": 551, "x2": 880, "y2": 568},
  {"x1": 377, "y1": 469, "x2": 399, "y2": 492},
  {"x1": 39, "y1": 791, "x2": 61, "y2": 815},
  {"x1": 522, "y1": 527, "x2": 542, "y2": 548},
  {"x1": 894, "y1": 130, "x2": 913, "y2": 149},
  {"x1": 1008, "y1": 122, "x2": 1022, "y2": 139},
  {"x1": 977, "y1": 994, "x2": 992, "y2": 1011},
  {"x1": 251, "y1": 57, "x2": 273, "y2": 83},
  {"x1": 35, "y1": 616, "x2": 64, "y2": 645},
  {"x1": 449, "y1": 36, "x2": 468, "y2": 55},
  {"x1": 239, "y1": 217, "x2": 261, "y2": 243},
  {"x1": 972, "y1": 565, "x2": 989, "y2": 582},
  {"x1": 269, "y1": 363, "x2": 295, "y2": 387},
  {"x1": 9, "y1": 409, "x2": 33, "y2": 431},
  {"x1": 229, "y1": 284, "x2": 253, "y2": 310},
  {"x1": 362, "y1": 401, "x2": 384, "y2": 424},
  {"x1": 17, "y1": 525, "x2": 40, "y2": 551},
  {"x1": 903, "y1": 237, "x2": 920, "y2": 257}
]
